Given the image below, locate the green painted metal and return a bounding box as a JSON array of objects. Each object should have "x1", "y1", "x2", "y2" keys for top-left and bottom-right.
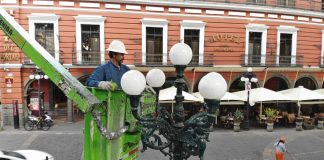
[
  {"x1": 84, "y1": 113, "x2": 92, "y2": 160},
  {"x1": 85, "y1": 89, "x2": 141, "y2": 160},
  {"x1": 0, "y1": 7, "x2": 101, "y2": 113}
]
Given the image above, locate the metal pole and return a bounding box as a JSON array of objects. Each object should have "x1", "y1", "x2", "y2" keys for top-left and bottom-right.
[
  {"x1": 38, "y1": 78, "x2": 41, "y2": 117},
  {"x1": 67, "y1": 99, "x2": 74, "y2": 123},
  {"x1": 246, "y1": 88, "x2": 250, "y2": 130},
  {"x1": 173, "y1": 65, "x2": 185, "y2": 160},
  {"x1": 0, "y1": 102, "x2": 3, "y2": 131}
]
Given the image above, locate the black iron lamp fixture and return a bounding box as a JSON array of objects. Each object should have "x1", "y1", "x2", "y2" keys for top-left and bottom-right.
[
  {"x1": 121, "y1": 43, "x2": 227, "y2": 160},
  {"x1": 29, "y1": 68, "x2": 48, "y2": 116},
  {"x1": 240, "y1": 67, "x2": 258, "y2": 130}
]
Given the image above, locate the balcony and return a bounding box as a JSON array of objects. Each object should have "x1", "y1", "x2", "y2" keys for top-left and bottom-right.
[
  {"x1": 134, "y1": 52, "x2": 214, "y2": 67},
  {"x1": 23, "y1": 50, "x2": 63, "y2": 65},
  {"x1": 241, "y1": 54, "x2": 304, "y2": 67},
  {"x1": 186, "y1": 0, "x2": 323, "y2": 12},
  {"x1": 72, "y1": 50, "x2": 101, "y2": 66}
]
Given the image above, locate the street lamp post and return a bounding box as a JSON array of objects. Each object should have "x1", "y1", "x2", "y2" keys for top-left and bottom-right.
[
  {"x1": 121, "y1": 43, "x2": 227, "y2": 160},
  {"x1": 29, "y1": 68, "x2": 48, "y2": 116},
  {"x1": 240, "y1": 67, "x2": 258, "y2": 130}
]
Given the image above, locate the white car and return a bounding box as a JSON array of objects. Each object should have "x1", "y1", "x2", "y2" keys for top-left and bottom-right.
[{"x1": 0, "y1": 150, "x2": 54, "y2": 160}]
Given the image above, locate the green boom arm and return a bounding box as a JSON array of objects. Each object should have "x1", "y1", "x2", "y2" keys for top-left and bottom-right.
[{"x1": 0, "y1": 7, "x2": 101, "y2": 112}]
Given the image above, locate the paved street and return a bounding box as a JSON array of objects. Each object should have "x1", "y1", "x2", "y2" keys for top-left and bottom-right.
[{"x1": 1, "y1": 121, "x2": 324, "y2": 160}]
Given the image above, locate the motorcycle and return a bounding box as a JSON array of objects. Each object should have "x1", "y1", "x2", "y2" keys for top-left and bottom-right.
[{"x1": 24, "y1": 112, "x2": 54, "y2": 131}]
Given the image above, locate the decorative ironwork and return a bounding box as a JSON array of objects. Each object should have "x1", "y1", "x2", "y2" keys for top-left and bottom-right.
[
  {"x1": 240, "y1": 68, "x2": 258, "y2": 130},
  {"x1": 128, "y1": 66, "x2": 219, "y2": 160}
]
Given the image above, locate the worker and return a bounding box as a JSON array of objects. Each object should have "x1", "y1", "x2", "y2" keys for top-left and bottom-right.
[{"x1": 86, "y1": 40, "x2": 129, "y2": 90}]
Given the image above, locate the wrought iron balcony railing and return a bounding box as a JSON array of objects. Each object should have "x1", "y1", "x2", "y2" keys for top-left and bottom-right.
[
  {"x1": 186, "y1": 0, "x2": 323, "y2": 12},
  {"x1": 72, "y1": 50, "x2": 102, "y2": 66},
  {"x1": 23, "y1": 50, "x2": 63, "y2": 65},
  {"x1": 241, "y1": 54, "x2": 304, "y2": 67},
  {"x1": 134, "y1": 52, "x2": 214, "y2": 67}
]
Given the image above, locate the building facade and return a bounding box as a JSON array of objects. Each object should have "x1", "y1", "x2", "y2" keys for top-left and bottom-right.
[{"x1": 1, "y1": 0, "x2": 324, "y2": 124}]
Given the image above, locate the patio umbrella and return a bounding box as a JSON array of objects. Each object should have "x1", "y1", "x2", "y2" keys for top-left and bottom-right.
[
  {"x1": 279, "y1": 86, "x2": 324, "y2": 116},
  {"x1": 192, "y1": 92, "x2": 245, "y2": 105},
  {"x1": 314, "y1": 89, "x2": 324, "y2": 95},
  {"x1": 232, "y1": 87, "x2": 293, "y2": 104},
  {"x1": 232, "y1": 87, "x2": 293, "y2": 117},
  {"x1": 159, "y1": 86, "x2": 202, "y2": 103}
]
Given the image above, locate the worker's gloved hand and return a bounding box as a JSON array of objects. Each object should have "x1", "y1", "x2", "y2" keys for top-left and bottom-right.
[{"x1": 98, "y1": 81, "x2": 112, "y2": 90}]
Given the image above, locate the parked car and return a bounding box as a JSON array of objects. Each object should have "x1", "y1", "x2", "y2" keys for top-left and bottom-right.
[{"x1": 0, "y1": 149, "x2": 54, "y2": 160}]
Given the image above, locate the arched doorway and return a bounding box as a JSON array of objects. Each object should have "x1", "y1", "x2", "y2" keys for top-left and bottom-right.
[
  {"x1": 295, "y1": 77, "x2": 317, "y2": 89},
  {"x1": 228, "y1": 77, "x2": 258, "y2": 92},
  {"x1": 25, "y1": 78, "x2": 51, "y2": 116},
  {"x1": 49, "y1": 80, "x2": 67, "y2": 115},
  {"x1": 162, "y1": 77, "x2": 189, "y2": 92},
  {"x1": 264, "y1": 77, "x2": 289, "y2": 91},
  {"x1": 78, "y1": 74, "x2": 90, "y2": 85}
]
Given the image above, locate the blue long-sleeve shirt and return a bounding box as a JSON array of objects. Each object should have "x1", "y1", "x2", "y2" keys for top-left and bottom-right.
[{"x1": 86, "y1": 60, "x2": 130, "y2": 90}]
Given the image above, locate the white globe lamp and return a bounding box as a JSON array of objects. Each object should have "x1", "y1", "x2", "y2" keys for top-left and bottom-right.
[
  {"x1": 121, "y1": 70, "x2": 146, "y2": 95},
  {"x1": 169, "y1": 43, "x2": 192, "y2": 65},
  {"x1": 198, "y1": 72, "x2": 227, "y2": 100},
  {"x1": 146, "y1": 69, "x2": 165, "y2": 87}
]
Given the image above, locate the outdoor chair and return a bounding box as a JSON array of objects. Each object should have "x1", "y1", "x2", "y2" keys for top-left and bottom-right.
[
  {"x1": 303, "y1": 117, "x2": 315, "y2": 125},
  {"x1": 287, "y1": 114, "x2": 296, "y2": 127},
  {"x1": 256, "y1": 115, "x2": 266, "y2": 128}
]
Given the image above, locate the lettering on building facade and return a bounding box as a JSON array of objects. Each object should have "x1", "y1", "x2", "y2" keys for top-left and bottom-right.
[
  {"x1": 0, "y1": 36, "x2": 19, "y2": 61},
  {"x1": 209, "y1": 33, "x2": 241, "y2": 52}
]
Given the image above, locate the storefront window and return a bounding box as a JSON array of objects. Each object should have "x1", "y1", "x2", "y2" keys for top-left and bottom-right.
[
  {"x1": 146, "y1": 27, "x2": 163, "y2": 65},
  {"x1": 184, "y1": 29, "x2": 199, "y2": 65},
  {"x1": 248, "y1": 32, "x2": 262, "y2": 65},
  {"x1": 81, "y1": 25, "x2": 100, "y2": 64},
  {"x1": 35, "y1": 23, "x2": 54, "y2": 57}
]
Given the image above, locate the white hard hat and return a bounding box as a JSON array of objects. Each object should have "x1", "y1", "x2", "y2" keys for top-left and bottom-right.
[{"x1": 107, "y1": 40, "x2": 127, "y2": 54}]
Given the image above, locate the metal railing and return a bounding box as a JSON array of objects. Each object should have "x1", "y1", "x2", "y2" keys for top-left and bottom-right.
[
  {"x1": 133, "y1": 52, "x2": 213, "y2": 66},
  {"x1": 241, "y1": 54, "x2": 304, "y2": 67},
  {"x1": 23, "y1": 50, "x2": 62, "y2": 65},
  {"x1": 72, "y1": 50, "x2": 101, "y2": 65},
  {"x1": 186, "y1": 0, "x2": 323, "y2": 12}
]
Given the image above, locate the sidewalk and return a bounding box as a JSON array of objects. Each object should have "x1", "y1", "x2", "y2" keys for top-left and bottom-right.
[{"x1": 0, "y1": 117, "x2": 84, "y2": 133}]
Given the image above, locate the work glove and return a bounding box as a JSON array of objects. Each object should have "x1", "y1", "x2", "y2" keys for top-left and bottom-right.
[{"x1": 98, "y1": 81, "x2": 112, "y2": 90}]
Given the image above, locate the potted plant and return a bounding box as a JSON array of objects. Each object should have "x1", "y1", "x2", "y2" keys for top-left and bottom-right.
[
  {"x1": 233, "y1": 109, "x2": 244, "y2": 132},
  {"x1": 264, "y1": 108, "x2": 278, "y2": 132},
  {"x1": 296, "y1": 116, "x2": 304, "y2": 131}
]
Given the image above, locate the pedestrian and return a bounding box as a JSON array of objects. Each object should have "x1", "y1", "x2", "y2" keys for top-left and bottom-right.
[
  {"x1": 86, "y1": 40, "x2": 130, "y2": 90},
  {"x1": 274, "y1": 136, "x2": 287, "y2": 160}
]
